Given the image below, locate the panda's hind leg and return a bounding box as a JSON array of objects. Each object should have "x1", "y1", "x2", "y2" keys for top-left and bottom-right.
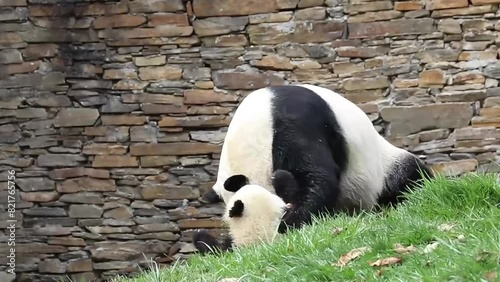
[
  {"x1": 378, "y1": 154, "x2": 433, "y2": 207},
  {"x1": 192, "y1": 229, "x2": 233, "y2": 255}
]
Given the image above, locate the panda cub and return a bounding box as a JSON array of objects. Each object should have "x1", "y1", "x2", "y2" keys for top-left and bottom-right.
[{"x1": 193, "y1": 171, "x2": 299, "y2": 255}]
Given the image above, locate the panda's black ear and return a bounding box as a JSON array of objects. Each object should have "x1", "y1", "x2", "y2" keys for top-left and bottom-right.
[
  {"x1": 228, "y1": 200, "x2": 244, "y2": 218},
  {"x1": 201, "y1": 189, "x2": 222, "y2": 204},
  {"x1": 224, "y1": 174, "x2": 249, "y2": 193}
]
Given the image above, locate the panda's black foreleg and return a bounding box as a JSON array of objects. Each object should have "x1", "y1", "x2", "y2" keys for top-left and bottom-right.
[
  {"x1": 278, "y1": 206, "x2": 312, "y2": 233},
  {"x1": 272, "y1": 169, "x2": 303, "y2": 206},
  {"x1": 277, "y1": 167, "x2": 340, "y2": 234},
  {"x1": 192, "y1": 229, "x2": 233, "y2": 255}
]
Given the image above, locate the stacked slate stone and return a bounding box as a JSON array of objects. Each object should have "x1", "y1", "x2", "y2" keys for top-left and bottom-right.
[{"x1": 0, "y1": 0, "x2": 499, "y2": 281}]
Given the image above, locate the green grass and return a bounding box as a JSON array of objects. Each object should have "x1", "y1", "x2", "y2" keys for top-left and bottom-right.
[{"x1": 117, "y1": 173, "x2": 500, "y2": 282}]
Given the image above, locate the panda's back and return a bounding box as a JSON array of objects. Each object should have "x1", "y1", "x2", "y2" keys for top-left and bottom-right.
[
  {"x1": 295, "y1": 85, "x2": 407, "y2": 209},
  {"x1": 267, "y1": 85, "x2": 403, "y2": 208},
  {"x1": 216, "y1": 84, "x2": 407, "y2": 208}
]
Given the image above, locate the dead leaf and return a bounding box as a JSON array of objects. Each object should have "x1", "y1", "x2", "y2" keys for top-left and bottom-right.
[
  {"x1": 423, "y1": 242, "x2": 439, "y2": 253},
  {"x1": 332, "y1": 246, "x2": 371, "y2": 267},
  {"x1": 375, "y1": 269, "x2": 384, "y2": 277},
  {"x1": 332, "y1": 227, "x2": 344, "y2": 236},
  {"x1": 394, "y1": 243, "x2": 417, "y2": 254},
  {"x1": 484, "y1": 271, "x2": 497, "y2": 282},
  {"x1": 438, "y1": 223, "x2": 456, "y2": 232},
  {"x1": 369, "y1": 257, "x2": 403, "y2": 267}
]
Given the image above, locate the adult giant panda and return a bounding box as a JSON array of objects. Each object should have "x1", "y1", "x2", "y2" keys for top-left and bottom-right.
[{"x1": 203, "y1": 84, "x2": 433, "y2": 232}]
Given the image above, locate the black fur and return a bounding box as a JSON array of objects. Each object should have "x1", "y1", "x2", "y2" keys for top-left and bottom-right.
[
  {"x1": 223, "y1": 174, "x2": 249, "y2": 193},
  {"x1": 378, "y1": 155, "x2": 433, "y2": 206},
  {"x1": 272, "y1": 169, "x2": 302, "y2": 206},
  {"x1": 228, "y1": 200, "x2": 244, "y2": 218},
  {"x1": 269, "y1": 85, "x2": 349, "y2": 232},
  {"x1": 200, "y1": 174, "x2": 249, "y2": 204},
  {"x1": 200, "y1": 189, "x2": 222, "y2": 204},
  {"x1": 192, "y1": 229, "x2": 233, "y2": 255}
]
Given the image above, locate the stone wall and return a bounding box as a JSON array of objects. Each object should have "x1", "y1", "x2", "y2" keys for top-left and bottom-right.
[{"x1": 1, "y1": 0, "x2": 500, "y2": 281}]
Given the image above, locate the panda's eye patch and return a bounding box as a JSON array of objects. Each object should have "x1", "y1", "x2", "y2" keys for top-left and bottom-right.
[{"x1": 228, "y1": 200, "x2": 244, "y2": 218}]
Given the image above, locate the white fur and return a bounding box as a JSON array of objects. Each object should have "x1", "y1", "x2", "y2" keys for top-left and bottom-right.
[
  {"x1": 215, "y1": 88, "x2": 274, "y2": 204},
  {"x1": 223, "y1": 184, "x2": 287, "y2": 247},
  {"x1": 214, "y1": 84, "x2": 411, "y2": 210}
]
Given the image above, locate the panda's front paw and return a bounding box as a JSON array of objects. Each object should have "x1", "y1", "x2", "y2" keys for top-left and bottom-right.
[
  {"x1": 278, "y1": 207, "x2": 297, "y2": 233},
  {"x1": 192, "y1": 229, "x2": 233, "y2": 255},
  {"x1": 192, "y1": 229, "x2": 219, "y2": 254},
  {"x1": 278, "y1": 220, "x2": 289, "y2": 234}
]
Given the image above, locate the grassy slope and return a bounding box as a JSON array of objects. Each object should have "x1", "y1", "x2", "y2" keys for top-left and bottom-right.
[{"x1": 118, "y1": 173, "x2": 500, "y2": 282}]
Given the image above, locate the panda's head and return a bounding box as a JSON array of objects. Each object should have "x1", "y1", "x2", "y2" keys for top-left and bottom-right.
[{"x1": 222, "y1": 174, "x2": 287, "y2": 247}]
